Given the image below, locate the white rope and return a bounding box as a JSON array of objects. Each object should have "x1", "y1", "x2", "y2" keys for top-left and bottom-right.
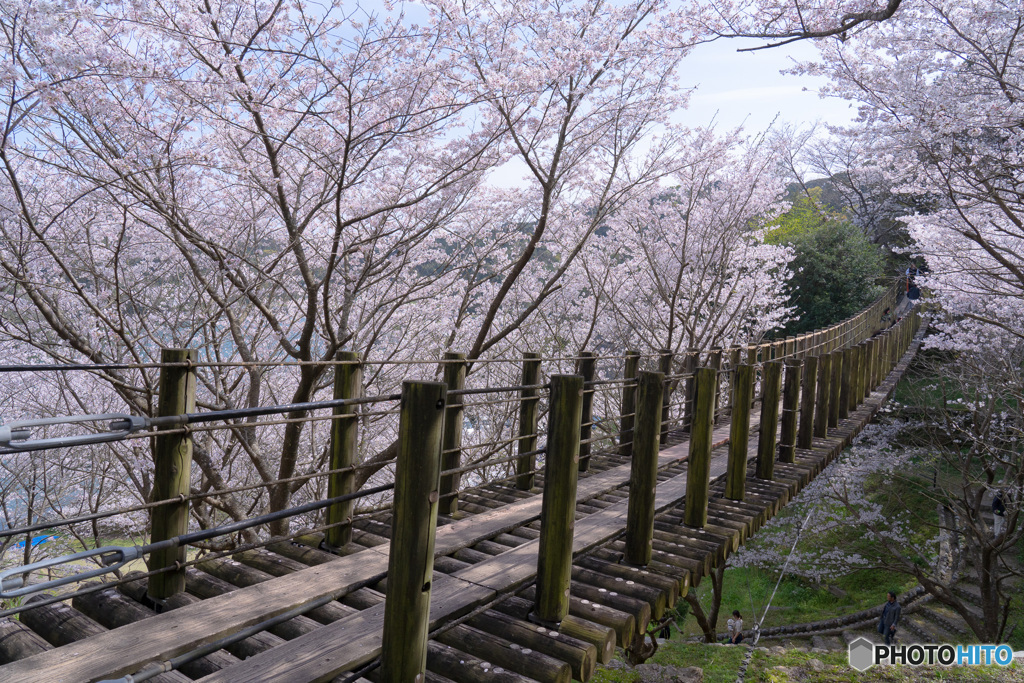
[
  {"x1": 733, "y1": 506, "x2": 816, "y2": 683},
  {"x1": 755, "y1": 506, "x2": 816, "y2": 645}
]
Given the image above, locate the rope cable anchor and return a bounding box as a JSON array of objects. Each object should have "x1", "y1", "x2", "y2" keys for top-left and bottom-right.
[
  {"x1": 0, "y1": 414, "x2": 150, "y2": 453},
  {"x1": 0, "y1": 545, "x2": 148, "y2": 598}
]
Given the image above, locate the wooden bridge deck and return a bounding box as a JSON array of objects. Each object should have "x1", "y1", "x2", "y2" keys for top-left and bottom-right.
[{"x1": 0, "y1": 327, "x2": 925, "y2": 683}]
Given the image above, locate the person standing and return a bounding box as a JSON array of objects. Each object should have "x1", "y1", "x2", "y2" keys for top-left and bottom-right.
[
  {"x1": 727, "y1": 610, "x2": 744, "y2": 644},
  {"x1": 993, "y1": 489, "x2": 1006, "y2": 538},
  {"x1": 878, "y1": 592, "x2": 901, "y2": 645}
]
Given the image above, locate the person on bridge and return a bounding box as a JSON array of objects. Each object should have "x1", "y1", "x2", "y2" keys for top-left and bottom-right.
[
  {"x1": 727, "y1": 610, "x2": 744, "y2": 644},
  {"x1": 878, "y1": 591, "x2": 901, "y2": 645}
]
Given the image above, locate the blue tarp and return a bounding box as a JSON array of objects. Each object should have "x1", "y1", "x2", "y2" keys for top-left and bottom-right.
[{"x1": 13, "y1": 534, "x2": 56, "y2": 549}]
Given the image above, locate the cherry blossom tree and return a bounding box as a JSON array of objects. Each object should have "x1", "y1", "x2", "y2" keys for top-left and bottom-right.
[
  {"x1": 0, "y1": 0, "x2": 505, "y2": 534},
  {"x1": 799, "y1": 0, "x2": 1024, "y2": 351},
  {"x1": 0, "y1": 0, "x2": 906, "y2": 547},
  {"x1": 590, "y1": 127, "x2": 794, "y2": 356}
]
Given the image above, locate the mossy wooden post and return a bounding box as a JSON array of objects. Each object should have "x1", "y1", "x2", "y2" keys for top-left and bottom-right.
[
  {"x1": 625, "y1": 371, "x2": 663, "y2": 566},
  {"x1": 725, "y1": 364, "x2": 754, "y2": 500},
  {"x1": 828, "y1": 349, "x2": 842, "y2": 429},
  {"x1": 684, "y1": 367, "x2": 716, "y2": 528},
  {"x1": 148, "y1": 348, "x2": 197, "y2": 601},
  {"x1": 325, "y1": 350, "x2": 362, "y2": 548},
  {"x1": 746, "y1": 345, "x2": 757, "y2": 367},
  {"x1": 867, "y1": 338, "x2": 878, "y2": 392},
  {"x1": 756, "y1": 360, "x2": 782, "y2": 481},
  {"x1": 535, "y1": 375, "x2": 584, "y2": 624},
  {"x1": 797, "y1": 354, "x2": 818, "y2": 450},
  {"x1": 778, "y1": 359, "x2": 802, "y2": 464},
  {"x1": 853, "y1": 343, "x2": 866, "y2": 406},
  {"x1": 877, "y1": 336, "x2": 886, "y2": 386},
  {"x1": 884, "y1": 332, "x2": 893, "y2": 375},
  {"x1": 439, "y1": 352, "x2": 467, "y2": 515},
  {"x1": 865, "y1": 339, "x2": 876, "y2": 398},
  {"x1": 727, "y1": 347, "x2": 741, "y2": 413},
  {"x1": 659, "y1": 349, "x2": 673, "y2": 442},
  {"x1": 707, "y1": 348, "x2": 723, "y2": 423},
  {"x1": 786, "y1": 336, "x2": 796, "y2": 359},
  {"x1": 516, "y1": 353, "x2": 543, "y2": 491},
  {"x1": 380, "y1": 381, "x2": 446, "y2": 683},
  {"x1": 577, "y1": 352, "x2": 597, "y2": 473},
  {"x1": 838, "y1": 347, "x2": 853, "y2": 421},
  {"x1": 813, "y1": 352, "x2": 832, "y2": 439},
  {"x1": 619, "y1": 351, "x2": 640, "y2": 456},
  {"x1": 867, "y1": 338, "x2": 878, "y2": 396},
  {"x1": 682, "y1": 349, "x2": 697, "y2": 432}
]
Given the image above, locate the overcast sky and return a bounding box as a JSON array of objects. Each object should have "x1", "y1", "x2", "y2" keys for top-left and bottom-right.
[
  {"x1": 677, "y1": 37, "x2": 857, "y2": 133},
  {"x1": 485, "y1": 36, "x2": 856, "y2": 187}
]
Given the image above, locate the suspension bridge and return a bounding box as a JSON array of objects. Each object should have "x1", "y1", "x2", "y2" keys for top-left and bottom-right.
[{"x1": 0, "y1": 283, "x2": 923, "y2": 682}]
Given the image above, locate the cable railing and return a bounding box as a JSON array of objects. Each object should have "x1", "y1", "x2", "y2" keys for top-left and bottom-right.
[{"x1": 0, "y1": 278, "x2": 907, "y2": 613}]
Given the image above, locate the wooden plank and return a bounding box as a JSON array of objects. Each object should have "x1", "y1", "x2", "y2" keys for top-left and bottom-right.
[
  {"x1": 198, "y1": 574, "x2": 494, "y2": 683},
  {"x1": 4, "y1": 334, "x2": 919, "y2": 683},
  {"x1": 0, "y1": 552, "x2": 391, "y2": 683},
  {"x1": 201, "y1": 432, "x2": 732, "y2": 683}
]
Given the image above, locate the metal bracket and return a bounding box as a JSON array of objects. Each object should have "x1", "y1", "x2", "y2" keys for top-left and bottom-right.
[
  {"x1": 0, "y1": 414, "x2": 149, "y2": 453},
  {"x1": 0, "y1": 545, "x2": 144, "y2": 599}
]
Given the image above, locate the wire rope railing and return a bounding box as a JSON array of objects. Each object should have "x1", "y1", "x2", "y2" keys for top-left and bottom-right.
[
  {"x1": 0, "y1": 279, "x2": 926, "y2": 683},
  {"x1": 0, "y1": 279, "x2": 907, "y2": 614}
]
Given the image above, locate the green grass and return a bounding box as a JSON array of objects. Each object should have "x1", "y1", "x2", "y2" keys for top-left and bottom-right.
[
  {"x1": 592, "y1": 641, "x2": 1024, "y2": 682},
  {"x1": 589, "y1": 643, "x2": 749, "y2": 683},
  {"x1": 681, "y1": 566, "x2": 916, "y2": 638}
]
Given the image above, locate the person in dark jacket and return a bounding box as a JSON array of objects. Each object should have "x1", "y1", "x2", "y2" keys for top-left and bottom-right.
[
  {"x1": 993, "y1": 489, "x2": 1006, "y2": 538},
  {"x1": 878, "y1": 591, "x2": 901, "y2": 645}
]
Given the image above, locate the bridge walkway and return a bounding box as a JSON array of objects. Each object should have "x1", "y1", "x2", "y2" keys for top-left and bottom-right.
[{"x1": 0, "y1": 321, "x2": 925, "y2": 683}]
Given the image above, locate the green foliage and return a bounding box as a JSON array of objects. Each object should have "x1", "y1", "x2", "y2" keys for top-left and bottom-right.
[
  {"x1": 765, "y1": 190, "x2": 886, "y2": 335},
  {"x1": 593, "y1": 640, "x2": 1023, "y2": 682},
  {"x1": 682, "y1": 566, "x2": 914, "y2": 637}
]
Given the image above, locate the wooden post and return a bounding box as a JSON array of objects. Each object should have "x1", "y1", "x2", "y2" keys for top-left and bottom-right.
[
  {"x1": 883, "y1": 333, "x2": 892, "y2": 376},
  {"x1": 619, "y1": 351, "x2": 640, "y2": 456},
  {"x1": 871, "y1": 337, "x2": 879, "y2": 394},
  {"x1": 325, "y1": 351, "x2": 362, "y2": 549},
  {"x1": 853, "y1": 343, "x2": 866, "y2": 407},
  {"x1": 797, "y1": 355, "x2": 818, "y2": 450},
  {"x1": 828, "y1": 349, "x2": 842, "y2": 429},
  {"x1": 577, "y1": 352, "x2": 597, "y2": 473},
  {"x1": 659, "y1": 349, "x2": 673, "y2": 443},
  {"x1": 757, "y1": 360, "x2": 782, "y2": 480},
  {"x1": 707, "y1": 348, "x2": 723, "y2": 424},
  {"x1": 839, "y1": 346, "x2": 853, "y2": 421},
  {"x1": 684, "y1": 368, "x2": 716, "y2": 528},
  {"x1": 727, "y1": 347, "x2": 741, "y2": 412},
  {"x1": 682, "y1": 349, "x2": 697, "y2": 432},
  {"x1": 535, "y1": 375, "x2": 584, "y2": 625},
  {"x1": 148, "y1": 348, "x2": 198, "y2": 601},
  {"x1": 785, "y1": 336, "x2": 796, "y2": 359},
  {"x1": 778, "y1": 359, "x2": 802, "y2": 464},
  {"x1": 625, "y1": 372, "x2": 663, "y2": 565},
  {"x1": 813, "y1": 352, "x2": 832, "y2": 439},
  {"x1": 725, "y1": 364, "x2": 754, "y2": 500},
  {"x1": 865, "y1": 339, "x2": 876, "y2": 398},
  {"x1": 517, "y1": 353, "x2": 542, "y2": 491},
  {"x1": 439, "y1": 352, "x2": 467, "y2": 515},
  {"x1": 380, "y1": 381, "x2": 447, "y2": 683}
]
